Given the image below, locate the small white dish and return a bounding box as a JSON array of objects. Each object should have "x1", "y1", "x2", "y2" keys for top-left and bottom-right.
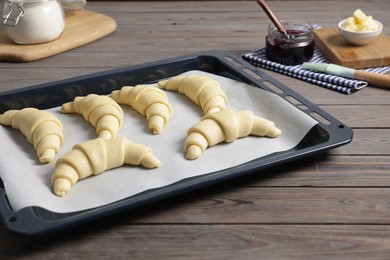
[{"x1": 338, "y1": 19, "x2": 383, "y2": 46}]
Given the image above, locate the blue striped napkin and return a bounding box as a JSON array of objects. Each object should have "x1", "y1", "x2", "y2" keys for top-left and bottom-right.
[{"x1": 242, "y1": 48, "x2": 390, "y2": 95}]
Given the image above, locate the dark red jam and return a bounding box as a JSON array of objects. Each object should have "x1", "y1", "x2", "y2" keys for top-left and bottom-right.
[{"x1": 266, "y1": 29, "x2": 315, "y2": 66}]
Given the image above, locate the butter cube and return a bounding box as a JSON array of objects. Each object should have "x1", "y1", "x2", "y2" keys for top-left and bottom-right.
[
  {"x1": 365, "y1": 17, "x2": 380, "y2": 30},
  {"x1": 342, "y1": 9, "x2": 380, "y2": 32},
  {"x1": 344, "y1": 17, "x2": 359, "y2": 31},
  {"x1": 353, "y1": 9, "x2": 367, "y2": 25}
]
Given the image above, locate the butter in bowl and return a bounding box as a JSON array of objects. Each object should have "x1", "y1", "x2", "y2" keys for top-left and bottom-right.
[{"x1": 338, "y1": 9, "x2": 383, "y2": 46}]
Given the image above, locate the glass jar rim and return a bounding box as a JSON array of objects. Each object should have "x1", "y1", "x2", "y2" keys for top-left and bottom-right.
[
  {"x1": 268, "y1": 20, "x2": 313, "y2": 33},
  {"x1": 268, "y1": 20, "x2": 313, "y2": 40}
]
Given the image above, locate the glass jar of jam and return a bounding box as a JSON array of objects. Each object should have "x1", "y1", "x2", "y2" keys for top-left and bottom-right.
[{"x1": 266, "y1": 20, "x2": 315, "y2": 65}]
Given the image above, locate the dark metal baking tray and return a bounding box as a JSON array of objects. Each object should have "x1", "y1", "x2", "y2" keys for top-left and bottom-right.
[{"x1": 0, "y1": 51, "x2": 353, "y2": 236}]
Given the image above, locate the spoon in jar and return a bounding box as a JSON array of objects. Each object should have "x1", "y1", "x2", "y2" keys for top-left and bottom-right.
[{"x1": 256, "y1": 0, "x2": 290, "y2": 39}]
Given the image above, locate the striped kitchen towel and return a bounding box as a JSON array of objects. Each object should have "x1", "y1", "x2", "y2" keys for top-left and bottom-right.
[{"x1": 242, "y1": 48, "x2": 390, "y2": 95}]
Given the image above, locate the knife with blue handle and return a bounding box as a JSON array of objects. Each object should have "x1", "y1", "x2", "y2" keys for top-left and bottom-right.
[{"x1": 302, "y1": 62, "x2": 390, "y2": 89}]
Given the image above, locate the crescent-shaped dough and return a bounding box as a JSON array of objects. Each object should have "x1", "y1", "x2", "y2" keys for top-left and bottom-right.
[
  {"x1": 184, "y1": 109, "x2": 281, "y2": 160},
  {"x1": 51, "y1": 137, "x2": 161, "y2": 196},
  {"x1": 61, "y1": 94, "x2": 123, "y2": 140},
  {"x1": 0, "y1": 108, "x2": 64, "y2": 163},
  {"x1": 111, "y1": 85, "x2": 172, "y2": 134},
  {"x1": 158, "y1": 75, "x2": 227, "y2": 114}
]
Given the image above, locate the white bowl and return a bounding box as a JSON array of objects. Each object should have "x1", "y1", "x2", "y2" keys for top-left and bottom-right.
[{"x1": 338, "y1": 19, "x2": 383, "y2": 46}]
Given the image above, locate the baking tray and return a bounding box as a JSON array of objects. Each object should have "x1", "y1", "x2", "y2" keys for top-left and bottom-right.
[{"x1": 0, "y1": 50, "x2": 353, "y2": 236}]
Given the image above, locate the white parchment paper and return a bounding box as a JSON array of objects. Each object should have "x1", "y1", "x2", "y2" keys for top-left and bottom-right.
[{"x1": 0, "y1": 71, "x2": 318, "y2": 213}]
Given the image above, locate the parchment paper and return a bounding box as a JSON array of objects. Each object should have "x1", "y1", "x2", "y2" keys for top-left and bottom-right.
[{"x1": 0, "y1": 71, "x2": 318, "y2": 213}]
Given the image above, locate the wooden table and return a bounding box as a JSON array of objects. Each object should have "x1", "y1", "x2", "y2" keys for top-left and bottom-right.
[{"x1": 1, "y1": 1, "x2": 390, "y2": 258}]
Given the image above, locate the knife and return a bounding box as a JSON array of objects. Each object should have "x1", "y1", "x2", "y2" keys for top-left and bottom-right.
[{"x1": 301, "y1": 62, "x2": 390, "y2": 88}]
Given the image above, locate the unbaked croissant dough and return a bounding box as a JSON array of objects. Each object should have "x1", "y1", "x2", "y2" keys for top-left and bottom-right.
[
  {"x1": 184, "y1": 109, "x2": 281, "y2": 160},
  {"x1": 111, "y1": 85, "x2": 172, "y2": 135},
  {"x1": 51, "y1": 137, "x2": 161, "y2": 196},
  {"x1": 0, "y1": 107, "x2": 64, "y2": 163},
  {"x1": 61, "y1": 94, "x2": 123, "y2": 140},
  {"x1": 157, "y1": 75, "x2": 227, "y2": 114}
]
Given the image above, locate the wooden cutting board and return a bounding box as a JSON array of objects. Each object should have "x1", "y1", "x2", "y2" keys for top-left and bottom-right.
[
  {"x1": 314, "y1": 27, "x2": 390, "y2": 69},
  {"x1": 0, "y1": 9, "x2": 117, "y2": 62}
]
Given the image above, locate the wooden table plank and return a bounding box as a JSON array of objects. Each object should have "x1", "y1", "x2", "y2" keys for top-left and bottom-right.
[
  {"x1": 331, "y1": 129, "x2": 390, "y2": 155},
  {"x1": 236, "y1": 155, "x2": 390, "y2": 187},
  {"x1": 2, "y1": 225, "x2": 390, "y2": 259},
  {"x1": 113, "y1": 187, "x2": 390, "y2": 224}
]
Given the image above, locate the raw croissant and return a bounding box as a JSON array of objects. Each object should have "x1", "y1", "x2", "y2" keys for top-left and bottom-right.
[
  {"x1": 111, "y1": 85, "x2": 172, "y2": 135},
  {"x1": 157, "y1": 75, "x2": 227, "y2": 114},
  {"x1": 61, "y1": 94, "x2": 123, "y2": 140},
  {"x1": 51, "y1": 137, "x2": 161, "y2": 196},
  {"x1": 184, "y1": 109, "x2": 281, "y2": 160},
  {"x1": 0, "y1": 108, "x2": 64, "y2": 163}
]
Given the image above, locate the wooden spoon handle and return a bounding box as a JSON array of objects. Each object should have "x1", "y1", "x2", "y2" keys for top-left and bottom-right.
[
  {"x1": 256, "y1": 0, "x2": 287, "y2": 35},
  {"x1": 355, "y1": 70, "x2": 390, "y2": 88}
]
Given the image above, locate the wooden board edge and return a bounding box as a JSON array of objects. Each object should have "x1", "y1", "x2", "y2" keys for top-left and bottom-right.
[{"x1": 0, "y1": 10, "x2": 117, "y2": 63}]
